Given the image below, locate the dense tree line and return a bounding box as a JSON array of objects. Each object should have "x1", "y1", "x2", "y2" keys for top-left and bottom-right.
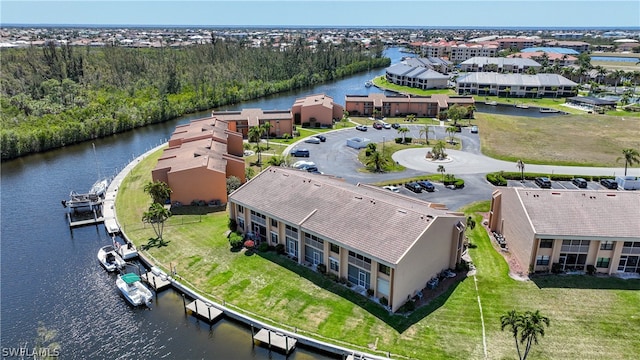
[{"x1": 1, "y1": 39, "x2": 389, "y2": 160}]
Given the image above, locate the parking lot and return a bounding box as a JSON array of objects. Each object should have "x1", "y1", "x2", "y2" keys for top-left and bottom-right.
[{"x1": 508, "y1": 179, "x2": 615, "y2": 191}]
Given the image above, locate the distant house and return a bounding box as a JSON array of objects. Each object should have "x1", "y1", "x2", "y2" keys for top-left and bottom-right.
[
  {"x1": 565, "y1": 96, "x2": 617, "y2": 111},
  {"x1": 229, "y1": 167, "x2": 466, "y2": 312},
  {"x1": 291, "y1": 94, "x2": 344, "y2": 128},
  {"x1": 345, "y1": 93, "x2": 474, "y2": 118},
  {"x1": 456, "y1": 73, "x2": 578, "y2": 98},
  {"x1": 459, "y1": 57, "x2": 542, "y2": 73},
  {"x1": 489, "y1": 188, "x2": 640, "y2": 275},
  {"x1": 385, "y1": 63, "x2": 449, "y2": 90},
  {"x1": 152, "y1": 118, "x2": 245, "y2": 206}
]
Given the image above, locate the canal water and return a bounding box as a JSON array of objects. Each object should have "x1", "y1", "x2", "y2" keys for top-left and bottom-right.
[
  {"x1": 0, "y1": 47, "x2": 562, "y2": 359},
  {"x1": 0, "y1": 48, "x2": 407, "y2": 360}
]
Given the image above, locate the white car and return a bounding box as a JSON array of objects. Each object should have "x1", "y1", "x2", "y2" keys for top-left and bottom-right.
[
  {"x1": 383, "y1": 123, "x2": 392, "y2": 129},
  {"x1": 292, "y1": 160, "x2": 316, "y2": 169},
  {"x1": 383, "y1": 185, "x2": 400, "y2": 193}
]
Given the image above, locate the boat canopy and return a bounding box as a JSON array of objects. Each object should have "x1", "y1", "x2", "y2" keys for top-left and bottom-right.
[{"x1": 121, "y1": 273, "x2": 141, "y2": 284}]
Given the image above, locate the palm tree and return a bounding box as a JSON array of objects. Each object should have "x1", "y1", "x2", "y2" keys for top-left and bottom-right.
[
  {"x1": 143, "y1": 180, "x2": 172, "y2": 205},
  {"x1": 261, "y1": 122, "x2": 272, "y2": 150},
  {"x1": 446, "y1": 126, "x2": 457, "y2": 142},
  {"x1": 431, "y1": 140, "x2": 447, "y2": 160},
  {"x1": 364, "y1": 149, "x2": 388, "y2": 172},
  {"x1": 419, "y1": 124, "x2": 434, "y2": 144},
  {"x1": 267, "y1": 155, "x2": 285, "y2": 166},
  {"x1": 437, "y1": 165, "x2": 446, "y2": 182},
  {"x1": 501, "y1": 310, "x2": 524, "y2": 360},
  {"x1": 516, "y1": 160, "x2": 525, "y2": 182},
  {"x1": 341, "y1": 110, "x2": 350, "y2": 128},
  {"x1": 248, "y1": 126, "x2": 263, "y2": 164},
  {"x1": 142, "y1": 202, "x2": 171, "y2": 242},
  {"x1": 405, "y1": 114, "x2": 416, "y2": 123},
  {"x1": 618, "y1": 148, "x2": 640, "y2": 176},
  {"x1": 520, "y1": 310, "x2": 550, "y2": 360},
  {"x1": 501, "y1": 309, "x2": 550, "y2": 360},
  {"x1": 397, "y1": 127, "x2": 410, "y2": 143}
]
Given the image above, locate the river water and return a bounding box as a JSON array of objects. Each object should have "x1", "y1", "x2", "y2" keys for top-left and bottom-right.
[
  {"x1": 0, "y1": 48, "x2": 408, "y2": 360},
  {"x1": 0, "y1": 47, "x2": 562, "y2": 359}
]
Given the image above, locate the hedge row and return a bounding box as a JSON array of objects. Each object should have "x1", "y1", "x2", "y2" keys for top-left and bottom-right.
[{"x1": 486, "y1": 171, "x2": 617, "y2": 186}]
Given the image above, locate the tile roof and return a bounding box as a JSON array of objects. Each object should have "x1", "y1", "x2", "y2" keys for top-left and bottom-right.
[
  {"x1": 513, "y1": 188, "x2": 640, "y2": 239},
  {"x1": 457, "y1": 72, "x2": 577, "y2": 87},
  {"x1": 211, "y1": 108, "x2": 291, "y2": 127},
  {"x1": 230, "y1": 167, "x2": 461, "y2": 264},
  {"x1": 460, "y1": 56, "x2": 541, "y2": 67}
]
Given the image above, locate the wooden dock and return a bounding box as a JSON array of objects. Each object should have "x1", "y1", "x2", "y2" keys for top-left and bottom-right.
[
  {"x1": 141, "y1": 272, "x2": 171, "y2": 291},
  {"x1": 185, "y1": 299, "x2": 224, "y2": 323},
  {"x1": 67, "y1": 212, "x2": 104, "y2": 228},
  {"x1": 253, "y1": 328, "x2": 297, "y2": 354}
]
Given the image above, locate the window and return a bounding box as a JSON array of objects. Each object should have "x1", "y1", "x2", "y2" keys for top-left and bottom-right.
[
  {"x1": 379, "y1": 263, "x2": 391, "y2": 276},
  {"x1": 600, "y1": 241, "x2": 614, "y2": 250},
  {"x1": 539, "y1": 239, "x2": 553, "y2": 248},
  {"x1": 536, "y1": 255, "x2": 550, "y2": 266},
  {"x1": 348, "y1": 251, "x2": 371, "y2": 270},
  {"x1": 330, "y1": 243, "x2": 340, "y2": 254},
  {"x1": 329, "y1": 257, "x2": 339, "y2": 272},
  {"x1": 596, "y1": 257, "x2": 610, "y2": 268},
  {"x1": 270, "y1": 218, "x2": 278, "y2": 228},
  {"x1": 270, "y1": 232, "x2": 278, "y2": 245},
  {"x1": 237, "y1": 217, "x2": 245, "y2": 230},
  {"x1": 237, "y1": 205, "x2": 244, "y2": 214}
]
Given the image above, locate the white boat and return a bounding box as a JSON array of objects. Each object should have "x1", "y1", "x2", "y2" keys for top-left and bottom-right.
[
  {"x1": 61, "y1": 178, "x2": 110, "y2": 209},
  {"x1": 539, "y1": 108, "x2": 560, "y2": 113},
  {"x1": 484, "y1": 100, "x2": 498, "y2": 106},
  {"x1": 115, "y1": 240, "x2": 139, "y2": 260},
  {"x1": 365, "y1": 80, "x2": 373, "y2": 88},
  {"x1": 90, "y1": 178, "x2": 109, "y2": 198},
  {"x1": 515, "y1": 103, "x2": 530, "y2": 109},
  {"x1": 116, "y1": 273, "x2": 153, "y2": 307},
  {"x1": 97, "y1": 245, "x2": 126, "y2": 272}
]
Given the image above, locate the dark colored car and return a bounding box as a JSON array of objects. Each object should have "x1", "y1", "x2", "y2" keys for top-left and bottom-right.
[
  {"x1": 535, "y1": 177, "x2": 552, "y2": 188},
  {"x1": 315, "y1": 135, "x2": 326, "y2": 142},
  {"x1": 405, "y1": 182, "x2": 423, "y2": 193},
  {"x1": 290, "y1": 148, "x2": 310, "y2": 157},
  {"x1": 417, "y1": 180, "x2": 435, "y2": 192},
  {"x1": 391, "y1": 123, "x2": 401, "y2": 129},
  {"x1": 572, "y1": 178, "x2": 587, "y2": 188},
  {"x1": 600, "y1": 178, "x2": 618, "y2": 189}
]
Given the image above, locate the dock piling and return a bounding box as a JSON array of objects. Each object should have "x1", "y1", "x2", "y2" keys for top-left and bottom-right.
[
  {"x1": 182, "y1": 294, "x2": 186, "y2": 313},
  {"x1": 251, "y1": 324, "x2": 254, "y2": 347}
]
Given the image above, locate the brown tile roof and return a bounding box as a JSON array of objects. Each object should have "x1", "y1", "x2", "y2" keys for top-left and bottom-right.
[
  {"x1": 158, "y1": 138, "x2": 228, "y2": 173},
  {"x1": 212, "y1": 109, "x2": 291, "y2": 127},
  {"x1": 293, "y1": 94, "x2": 337, "y2": 109},
  {"x1": 230, "y1": 167, "x2": 462, "y2": 264},
  {"x1": 514, "y1": 188, "x2": 640, "y2": 239}
]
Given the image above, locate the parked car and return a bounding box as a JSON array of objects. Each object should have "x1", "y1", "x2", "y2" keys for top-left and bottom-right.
[
  {"x1": 383, "y1": 185, "x2": 400, "y2": 193},
  {"x1": 535, "y1": 177, "x2": 552, "y2": 188},
  {"x1": 417, "y1": 180, "x2": 435, "y2": 192},
  {"x1": 304, "y1": 136, "x2": 321, "y2": 144},
  {"x1": 383, "y1": 123, "x2": 392, "y2": 129},
  {"x1": 372, "y1": 122, "x2": 383, "y2": 130},
  {"x1": 572, "y1": 177, "x2": 587, "y2": 188},
  {"x1": 292, "y1": 160, "x2": 315, "y2": 169},
  {"x1": 405, "y1": 182, "x2": 423, "y2": 193},
  {"x1": 600, "y1": 178, "x2": 618, "y2": 189},
  {"x1": 391, "y1": 123, "x2": 401, "y2": 129},
  {"x1": 290, "y1": 148, "x2": 310, "y2": 157},
  {"x1": 355, "y1": 125, "x2": 368, "y2": 131},
  {"x1": 470, "y1": 125, "x2": 478, "y2": 134},
  {"x1": 315, "y1": 135, "x2": 327, "y2": 142}
]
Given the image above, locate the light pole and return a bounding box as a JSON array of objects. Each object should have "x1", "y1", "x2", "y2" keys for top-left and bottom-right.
[{"x1": 383, "y1": 136, "x2": 385, "y2": 154}]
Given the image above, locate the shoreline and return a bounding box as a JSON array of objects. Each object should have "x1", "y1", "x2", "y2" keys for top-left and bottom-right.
[{"x1": 106, "y1": 143, "x2": 392, "y2": 360}]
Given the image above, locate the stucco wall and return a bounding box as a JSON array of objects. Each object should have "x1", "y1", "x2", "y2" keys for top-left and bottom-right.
[
  {"x1": 168, "y1": 166, "x2": 227, "y2": 205},
  {"x1": 497, "y1": 190, "x2": 536, "y2": 273}
]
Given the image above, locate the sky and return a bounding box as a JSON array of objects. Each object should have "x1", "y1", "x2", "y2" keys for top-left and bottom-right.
[{"x1": 1, "y1": 0, "x2": 639, "y2": 28}]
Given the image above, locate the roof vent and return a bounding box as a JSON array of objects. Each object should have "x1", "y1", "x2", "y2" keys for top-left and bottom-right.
[
  {"x1": 314, "y1": 183, "x2": 321, "y2": 187},
  {"x1": 606, "y1": 193, "x2": 616, "y2": 197},
  {"x1": 551, "y1": 192, "x2": 561, "y2": 195},
  {"x1": 355, "y1": 196, "x2": 363, "y2": 200},
  {"x1": 397, "y1": 209, "x2": 407, "y2": 214}
]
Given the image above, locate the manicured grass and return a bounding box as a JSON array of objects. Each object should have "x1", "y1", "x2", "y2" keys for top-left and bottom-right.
[
  {"x1": 117, "y1": 139, "x2": 640, "y2": 358},
  {"x1": 476, "y1": 112, "x2": 640, "y2": 167},
  {"x1": 372, "y1": 76, "x2": 455, "y2": 96}
]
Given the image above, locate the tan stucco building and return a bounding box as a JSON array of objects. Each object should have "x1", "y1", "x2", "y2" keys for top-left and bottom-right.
[
  {"x1": 228, "y1": 167, "x2": 467, "y2": 312},
  {"x1": 489, "y1": 188, "x2": 640, "y2": 275},
  {"x1": 291, "y1": 94, "x2": 344, "y2": 127},
  {"x1": 211, "y1": 108, "x2": 293, "y2": 139},
  {"x1": 344, "y1": 93, "x2": 474, "y2": 118},
  {"x1": 152, "y1": 117, "x2": 245, "y2": 205}
]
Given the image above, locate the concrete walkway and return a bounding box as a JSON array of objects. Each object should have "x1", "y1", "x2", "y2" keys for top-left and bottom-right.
[{"x1": 392, "y1": 147, "x2": 631, "y2": 177}]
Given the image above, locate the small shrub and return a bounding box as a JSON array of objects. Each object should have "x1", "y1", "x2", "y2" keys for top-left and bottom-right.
[
  {"x1": 275, "y1": 243, "x2": 285, "y2": 255},
  {"x1": 317, "y1": 263, "x2": 327, "y2": 274},
  {"x1": 454, "y1": 179, "x2": 465, "y2": 188},
  {"x1": 228, "y1": 218, "x2": 237, "y2": 232},
  {"x1": 229, "y1": 232, "x2": 244, "y2": 249},
  {"x1": 367, "y1": 288, "x2": 374, "y2": 297},
  {"x1": 467, "y1": 242, "x2": 478, "y2": 249},
  {"x1": 379, "y1": 296, "x2": 389, "y2": 306},
  {"x1": 394, "y1": 137, "x2": 403, "y2": 144},
  {"x1": 551, "y1": 262, "x2": 563, "y2": 274},
  {"x1": 586, "y1": 264, "x2": 597, "y2": 275},
  {"x1": 257, "y1": 242, "x2": 269, "y2": 252}
]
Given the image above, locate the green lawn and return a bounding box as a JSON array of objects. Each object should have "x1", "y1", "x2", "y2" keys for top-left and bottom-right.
[
  {"x1": 117, "y1": 154, "x2": 640, "y2": 359},
  {"x1": 372, "y1": 76, "x2": 455, "y2": 96},
  {"x1": 476, "y1": 112, "x2": 640, "y2": 167}
]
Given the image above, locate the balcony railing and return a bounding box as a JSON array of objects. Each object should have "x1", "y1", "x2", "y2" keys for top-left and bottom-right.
[{"x1": 560, "y1": 245, "x2": 590, "y2": 253}]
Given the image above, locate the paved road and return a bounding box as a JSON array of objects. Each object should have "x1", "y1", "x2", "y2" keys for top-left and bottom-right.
[{"x1": 283, "y1": 124, "x2": 631, "y2": 211}]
